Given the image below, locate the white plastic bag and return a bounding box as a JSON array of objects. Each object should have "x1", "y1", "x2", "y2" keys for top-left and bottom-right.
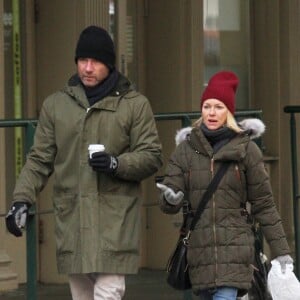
[{"x1": 267, "y1": 259, "x2": 300, "y2": 300}]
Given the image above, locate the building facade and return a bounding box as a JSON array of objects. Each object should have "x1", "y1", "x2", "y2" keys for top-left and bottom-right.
[{"x1": 0, "y1": 0, "x2": 299, "y2": 289}]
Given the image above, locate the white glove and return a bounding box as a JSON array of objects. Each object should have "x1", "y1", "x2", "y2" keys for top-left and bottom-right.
[
  {"x1": 275, "y1": 254, "x2": 294, "y2": 273},
  {"x1": 156, "y1": 183, "x2": 184, "y2": 205}
]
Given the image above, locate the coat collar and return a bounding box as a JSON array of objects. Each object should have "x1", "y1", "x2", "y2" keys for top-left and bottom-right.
[
  {"x1": 187, "y1": 128, "x2": 250, "y2": 161},
  {"x1": 61, "y1": 72, "x2": 134, "y2": 109},
  {"x1": 175, "y1": 118, "x2": 265, "y2": 146},
  {"x1": 176, "y1": 118, "x2": 265, "y2": 161}
]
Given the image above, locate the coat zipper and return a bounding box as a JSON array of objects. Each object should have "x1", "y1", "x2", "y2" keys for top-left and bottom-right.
[
  {"x1": 211, "y1": 157, "x2": 218, "y2": 284},
  {"x1": 235, "y1": 164, "x2": 240, "y2": 181}
]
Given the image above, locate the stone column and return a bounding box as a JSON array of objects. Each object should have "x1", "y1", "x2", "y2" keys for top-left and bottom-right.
[
  {"x1": 0, "y1": 0, "x2": 18, "y2": 291},
  {"x1": 75, "y1": 0, "x2": 110, "y2": 33}
]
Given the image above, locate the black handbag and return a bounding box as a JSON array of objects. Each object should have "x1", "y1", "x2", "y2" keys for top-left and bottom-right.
[
  {"x1": 166, "y1": 200, "x2": 193, "y2": 290},
  {"x1": 166, "y1": 225, "x2": 192, "y2": 290},
  {"x1": 166, "y1": 162, "x2": 231, "y2": 290}
]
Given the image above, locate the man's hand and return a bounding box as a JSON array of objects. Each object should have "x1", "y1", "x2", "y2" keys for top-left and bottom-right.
[
  {"x1": 156, "y1": 183, "x2": 184, "y2": 205},
  {"x1": 5, "y1": 202, "x2": 30, "y2": 237},
  {"x1": 275, "y1": 254, "x2": 294, "y2": 273},
  {"x1": 89, "y1": 151, "x2": 118, "y2": 173}
]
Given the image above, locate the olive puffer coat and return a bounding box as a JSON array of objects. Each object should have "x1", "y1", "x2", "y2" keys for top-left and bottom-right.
[
  {"x1": 159, "y1": 119, "x2": 290, "y2": 294},
  {"x1": 13, "y1": 73, "x2": 163, "y2": 274}
]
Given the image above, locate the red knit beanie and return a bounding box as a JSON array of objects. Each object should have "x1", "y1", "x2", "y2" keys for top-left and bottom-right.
[{"x1": 201, "y1": 71, "x2": 239, "y2": 114}]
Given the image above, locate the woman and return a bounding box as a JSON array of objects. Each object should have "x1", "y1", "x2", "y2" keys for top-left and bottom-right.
[{"x1": 157, "y1": 71, "x2": 293, "y2": 300}]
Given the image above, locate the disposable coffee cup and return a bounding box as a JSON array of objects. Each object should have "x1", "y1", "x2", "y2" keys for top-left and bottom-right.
[{"x1": 88, "y1": 144, "x2": 105, "y2": 158}]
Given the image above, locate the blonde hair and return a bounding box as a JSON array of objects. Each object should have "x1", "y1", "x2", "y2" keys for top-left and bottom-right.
[{"x1": 193, "y1": 110, "x2": 243, "y2": 133}]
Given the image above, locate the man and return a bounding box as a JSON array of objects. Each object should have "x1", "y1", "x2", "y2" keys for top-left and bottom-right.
[{"x1": 6, "y1": 25, "x2": 163, "y2": 300}]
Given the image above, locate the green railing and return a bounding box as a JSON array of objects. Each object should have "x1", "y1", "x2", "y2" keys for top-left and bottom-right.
[
  {"x1": 0, "y1": 109, "x2": 263, "y2": 300},
  {"x1": 0, "y1": 119, "x2": 37, "y2": 300},
  {"x1": 283, "y1": 105, "x2": 300, "y2": 278}
]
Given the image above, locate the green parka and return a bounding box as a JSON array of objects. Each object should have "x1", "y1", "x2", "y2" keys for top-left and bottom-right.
[
  {"x1": 159, "y1": 120, "x2": 290, "y2": 295},
  {"x1": 13, "y1": 73, "x2": 163, "y2": 274}
]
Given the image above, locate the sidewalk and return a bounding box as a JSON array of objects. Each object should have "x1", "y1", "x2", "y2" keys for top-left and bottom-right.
[{"x1": 0, "y1": 269, "x2": 196, "y2": 300}]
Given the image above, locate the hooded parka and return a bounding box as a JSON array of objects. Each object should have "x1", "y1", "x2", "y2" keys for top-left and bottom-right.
[
  {"x1": 159, "y1": 119, "x2": 290, "y2": 295},
  {"x1": 13, "y1": 73, "x2": 163, "y2": 274}
]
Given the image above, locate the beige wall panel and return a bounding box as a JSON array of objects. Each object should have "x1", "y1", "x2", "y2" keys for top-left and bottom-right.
[
  {"x1": 146, "y1": 206, "x2": 181, "y2": 269},
  {"x1": 252, "y1": 0, "x2": 297, "y2": 256},
  {"x1": 252, "y1": 0, "x2": 281, "y2": 207},
  {"x1": 140, "y1": 120, "x2": 181, "y2": 268},
  {"x1": 143, "y1": 0, "x2": 202, "y2": 268},
  {"x1": 145, "y1": 0, "x2": 202, "y2": 113},
  {"x1": 278, "y1": 0, "x2": 300, "y2": 255},
  {"x1": 252, "y1": 0, "x2": 281, "y2": 155},
  {"x1": 145, "y1": 1, "x2": 185, "y2": 112},
  {"x1": 35, "y1": 0, "x2": 77, "y2": 110}
]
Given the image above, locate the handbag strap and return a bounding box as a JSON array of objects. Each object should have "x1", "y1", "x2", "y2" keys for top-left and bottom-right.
[{"x1": 189, "y1": 162, "x2": 231, "y2": 232}]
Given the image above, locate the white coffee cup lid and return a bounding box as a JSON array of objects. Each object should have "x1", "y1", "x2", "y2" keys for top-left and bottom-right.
[{"x1": 88, "y1": 144, "x2": 105, "y2": 153}]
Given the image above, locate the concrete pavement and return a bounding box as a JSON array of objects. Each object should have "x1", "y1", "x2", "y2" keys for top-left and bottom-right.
[{"x1": 0, "y1": 269, "x2": 196, "y2": 300}]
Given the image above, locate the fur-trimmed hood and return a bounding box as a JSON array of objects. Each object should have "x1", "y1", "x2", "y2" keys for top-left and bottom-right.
[{"x1": 175, "y1": 118, "x2": 265, "y2": 146}]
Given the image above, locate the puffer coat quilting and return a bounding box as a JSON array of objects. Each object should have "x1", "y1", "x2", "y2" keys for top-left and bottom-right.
[{"x1": 160, "y1": 124, "x2": 290, "y2": 294}]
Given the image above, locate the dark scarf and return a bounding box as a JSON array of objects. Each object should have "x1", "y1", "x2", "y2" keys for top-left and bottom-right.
[
  {"x1": 200, "y1": 123, "x2": 237, "y2": 153},
  {"x1": 83, "y1": 69, "x2": 119, "y2": 106}
]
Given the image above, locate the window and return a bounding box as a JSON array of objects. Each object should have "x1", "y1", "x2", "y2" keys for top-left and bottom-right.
[{"x1": 203, "y1": 0, "x2": 250, "y2": 109}]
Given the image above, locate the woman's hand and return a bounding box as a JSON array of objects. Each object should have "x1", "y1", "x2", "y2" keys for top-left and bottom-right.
[
  {"x1": 156, "y1": 183, "x2": 184, "y2": 205},
  {"x1": 275, "y1": 254, "x2": 294, "y2": 273}
]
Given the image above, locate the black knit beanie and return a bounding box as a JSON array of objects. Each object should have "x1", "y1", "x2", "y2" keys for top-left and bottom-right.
[{"x1": 75, "y1": 25, "x2": 116, "y2": 69}]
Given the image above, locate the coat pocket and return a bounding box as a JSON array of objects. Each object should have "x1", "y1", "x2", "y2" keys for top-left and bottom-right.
[
  {"x1": 99, "y1": 194, "x2": 140, "y2": 253},
  {"x1": 53, "y1": 193, "x2": 79, "y2": 255}
]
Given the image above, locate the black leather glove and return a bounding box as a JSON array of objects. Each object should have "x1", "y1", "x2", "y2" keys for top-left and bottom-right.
[
  {"x1": 5, "y1": 202, "x2": 30, "y2": 237},
  {"x1": 89, "y1": 151, "x2": 118, "y2": 174}
]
